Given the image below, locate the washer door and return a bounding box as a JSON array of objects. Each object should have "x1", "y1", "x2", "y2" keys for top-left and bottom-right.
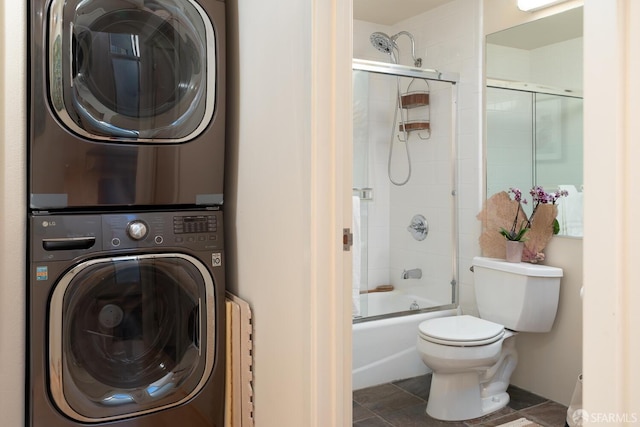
[
  {"x1": 49, "y1": 254, "x2": 216, "y2": 422},
  {"x1": 48, "y1": 0, "x2": 216, "y2": 142}
]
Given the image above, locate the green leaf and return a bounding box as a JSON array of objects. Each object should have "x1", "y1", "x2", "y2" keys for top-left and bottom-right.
[
  {"x1": 553, "y1": 218, "x2": 560, "y2": 235},
  {"x1": 499, "y1": 227, "x2": 528, "y2": 242},
  {"x1": 514, "y1": 227, "x2": 529, "y2": 242}
]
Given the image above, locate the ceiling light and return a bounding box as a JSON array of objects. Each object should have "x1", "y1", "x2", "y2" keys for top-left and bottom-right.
[{"x1": 517, "y1": 0, "x2": 567, "y2": 12}]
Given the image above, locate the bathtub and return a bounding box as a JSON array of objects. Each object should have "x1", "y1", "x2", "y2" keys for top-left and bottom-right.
[{"x1": 352, "y1": 290, "x2": 457, "y2": 390}]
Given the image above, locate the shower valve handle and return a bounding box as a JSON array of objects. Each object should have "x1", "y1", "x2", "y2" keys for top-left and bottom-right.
[{"x1": 407, "y1": 214, "x2": 428, "y2": 241}]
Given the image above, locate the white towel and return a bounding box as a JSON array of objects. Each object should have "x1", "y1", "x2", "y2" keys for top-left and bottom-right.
[
  {"x1": 352, "y1": 196, "x2": 362, "y2": 317},
  {"x1": 557, "y1": 185, "x2": 583, "y2": 237}
]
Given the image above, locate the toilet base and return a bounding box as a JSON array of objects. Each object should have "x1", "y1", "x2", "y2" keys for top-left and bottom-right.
[{"x1": 425, "y1": 372, "x2": 510, "y2": 421}]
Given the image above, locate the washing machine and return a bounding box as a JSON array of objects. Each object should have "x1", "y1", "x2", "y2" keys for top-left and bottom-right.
[
  {"x1": 29, "y1": 0, "x2": 226, "y2": 210},
  {"x1": 28, "y1": 210, "x2": 225, "y2": 426}
]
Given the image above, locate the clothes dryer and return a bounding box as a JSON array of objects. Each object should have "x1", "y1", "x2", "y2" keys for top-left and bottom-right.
[
  {"x1": 29, "y1": 0, "x2": 226, "y2": 210},
  {"x1": 28, "y1": 210, "x2": 225, "y2": 426}
]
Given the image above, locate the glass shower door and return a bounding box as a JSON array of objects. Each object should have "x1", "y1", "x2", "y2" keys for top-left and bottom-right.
[{"x1": 352, "y1": 61, "x2": 459, "y2": 321}]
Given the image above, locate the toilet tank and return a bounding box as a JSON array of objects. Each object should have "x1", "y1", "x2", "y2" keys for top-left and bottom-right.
[{"x1": 472, "y1": 256, "x2": 563, "y2": 332}]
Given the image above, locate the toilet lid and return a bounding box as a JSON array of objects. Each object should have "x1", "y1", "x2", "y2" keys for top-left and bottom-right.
[{"x1": 418, "y1": 315, "x2": 505, "y2": 346}]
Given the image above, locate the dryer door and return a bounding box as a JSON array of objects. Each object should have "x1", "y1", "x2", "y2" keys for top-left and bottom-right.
[
  {"x1": 49, "y1": 253, "x2": 216, "y2": 422},
  {"x1": 48, "y1": 0, "x2": 216, "y2": 142}
]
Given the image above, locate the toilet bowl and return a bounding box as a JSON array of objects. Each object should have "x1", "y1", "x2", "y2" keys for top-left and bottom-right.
[
  {"x1": 416, "y1": 315, "x2": 517, "y2": 421},
  {"x1": 416, "y1": 257, "x2": 563, "y2": 421}
]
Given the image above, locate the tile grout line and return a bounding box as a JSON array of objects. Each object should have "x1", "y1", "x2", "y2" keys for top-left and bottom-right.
[{"x1": 389, "y1": 382, "x2": 428, "y2": 403}]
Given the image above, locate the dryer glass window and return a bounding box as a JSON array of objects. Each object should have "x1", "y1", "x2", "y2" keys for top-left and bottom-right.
[
  {"x1": 48, "y1": 0, "x2": 216, "y2": 142},
  {"x1": 50, "y1": 255, "x2": 215, "y2": 421}
]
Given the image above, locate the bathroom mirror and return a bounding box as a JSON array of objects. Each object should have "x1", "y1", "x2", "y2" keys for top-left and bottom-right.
[{"x1": 485, "y1": 7, "x2": 584, "y2": 238}]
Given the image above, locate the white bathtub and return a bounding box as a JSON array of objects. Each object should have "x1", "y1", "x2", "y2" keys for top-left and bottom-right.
[{"x1": 352, "y1": 291, "x2": 457, "y2": 390}]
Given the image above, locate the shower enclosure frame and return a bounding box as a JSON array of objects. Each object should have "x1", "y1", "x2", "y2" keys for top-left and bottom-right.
[{"x1": 352, "y1": 59, "x2": 460, "y2": 323}]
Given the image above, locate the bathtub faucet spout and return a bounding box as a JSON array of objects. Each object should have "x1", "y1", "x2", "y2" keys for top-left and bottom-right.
[{"x1": 402, "y1": 268, "x2": 422, "y2": 279}]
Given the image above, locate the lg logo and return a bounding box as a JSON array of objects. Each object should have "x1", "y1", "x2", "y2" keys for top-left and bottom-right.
[{"x1": 211, "y1": 253, "x2": 222, "y2": 267}]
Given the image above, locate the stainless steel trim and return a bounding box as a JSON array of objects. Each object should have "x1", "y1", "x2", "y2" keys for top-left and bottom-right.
[
  {"x1": 352, "y1": 303, "x2": 458, "y2": 324},
  {"x1": 353, "y1": 58, "x2": 459, "y2": 83},
  {"x1": 47, "y1": 0, "x2": 217, "y2": 143},
  {"x1": 450, "y1": 83, "x2": 459, "y2": 306},
  {"x1": 487, "y1": 78, "x2": 583, "y2": 99},
  {"x1": 49, "y1": 253, "x2": 216, "y2": 422}
]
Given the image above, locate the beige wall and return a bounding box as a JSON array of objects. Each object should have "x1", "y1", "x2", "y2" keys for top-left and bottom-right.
[
  {"x1": 0, "y1": 1, "x2": 26, "y2": 426},
  {"x1": 224, "y1": 0, "x2": 352, "y2": 425},
  {"x1": 510, "y1": 237, "x2": 583, "y2": 406},
  {"x1": 583, "y1": 1, "x2": 640, "y2": 418}
]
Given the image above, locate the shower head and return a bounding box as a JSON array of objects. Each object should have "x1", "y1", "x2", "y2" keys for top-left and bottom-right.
[
  {"x1": 370, "y1": 32, "x2": 396, "y2": 55},
  {"x1": 369, "y1": 31, "x2": 422, "y2": 68}
]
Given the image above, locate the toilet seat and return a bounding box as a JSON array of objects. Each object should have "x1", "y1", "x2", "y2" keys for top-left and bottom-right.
[{"x1": 418, "y1": 315, "x2": 505, "y2": 346}]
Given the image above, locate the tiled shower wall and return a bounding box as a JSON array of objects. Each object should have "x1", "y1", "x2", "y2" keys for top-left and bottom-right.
[
  {"x1": 486, "y1": 38, "x2": 583, "y2": 91},
  {"x1": 353, "y1": 0, "x2": 483, "y2": 314}
]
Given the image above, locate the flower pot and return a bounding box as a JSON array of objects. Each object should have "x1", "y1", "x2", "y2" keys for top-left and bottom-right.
[{"x1": 505, "y1": 240, "x2": 524, "y2": 263}]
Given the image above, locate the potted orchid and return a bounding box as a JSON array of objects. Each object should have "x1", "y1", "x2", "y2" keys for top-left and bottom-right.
[
  {"x1": 500, "y1": 186, "x2": 568, "y2": 262},
  {"x1": 500, "y1": 187, "x2": 529, "y2": 242},
  {"x1": 527, "y1": 185, "x2": 569, "y2": 230}
]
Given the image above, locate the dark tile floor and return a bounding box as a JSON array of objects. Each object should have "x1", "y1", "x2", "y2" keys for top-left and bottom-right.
[{"x1": 353, "y1": 374, "x2": 568, "y2": 427}]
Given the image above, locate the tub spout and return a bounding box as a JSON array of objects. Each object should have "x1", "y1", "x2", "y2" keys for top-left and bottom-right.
[{"x1": 402, "y1": 268, "x2": 422, "y2": 279}]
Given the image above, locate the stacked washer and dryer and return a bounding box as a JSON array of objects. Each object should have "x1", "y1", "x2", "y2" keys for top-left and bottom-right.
[{"x1": 28, "y1": 1, "x2": 227, "y2": 426}]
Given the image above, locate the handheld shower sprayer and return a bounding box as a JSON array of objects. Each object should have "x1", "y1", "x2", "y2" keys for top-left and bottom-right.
[
  {"x1": 369, "y1": 31, "x2": 422, "y2": 67},
  {"x1": 369, "y1": 29, "x2": 425, "y2": 186}
]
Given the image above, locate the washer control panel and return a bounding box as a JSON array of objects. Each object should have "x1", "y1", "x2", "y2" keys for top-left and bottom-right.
[
  {"x1": 105, "y1": 211, "x2": 222, "y2": 251},
  {"x1": 31, "y1": 210, "x2": 223, "y2": 261}
]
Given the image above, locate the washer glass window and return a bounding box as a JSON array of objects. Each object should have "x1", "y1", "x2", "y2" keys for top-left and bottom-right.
[
  {"x1": 50, "y1": 255, "x2": 215, "y2": 422},
  {"x1": 48, "y1": 0, "x2": 216, "y2": 142}
]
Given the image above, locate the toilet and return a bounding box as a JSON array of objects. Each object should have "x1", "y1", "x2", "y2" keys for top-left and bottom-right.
[{"x1": 416, "y1": 256, "x2": 563, "y2": 421}]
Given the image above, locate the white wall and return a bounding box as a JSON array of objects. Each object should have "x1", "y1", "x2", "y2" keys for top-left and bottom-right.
[{"x1": 0, "y1": 1, "x2": 26, "y2": 426}]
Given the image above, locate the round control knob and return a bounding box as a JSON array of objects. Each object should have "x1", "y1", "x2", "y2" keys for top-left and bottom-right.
[{"x1": 127, "y1": 220, "x2": 148, "y2": 240}]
